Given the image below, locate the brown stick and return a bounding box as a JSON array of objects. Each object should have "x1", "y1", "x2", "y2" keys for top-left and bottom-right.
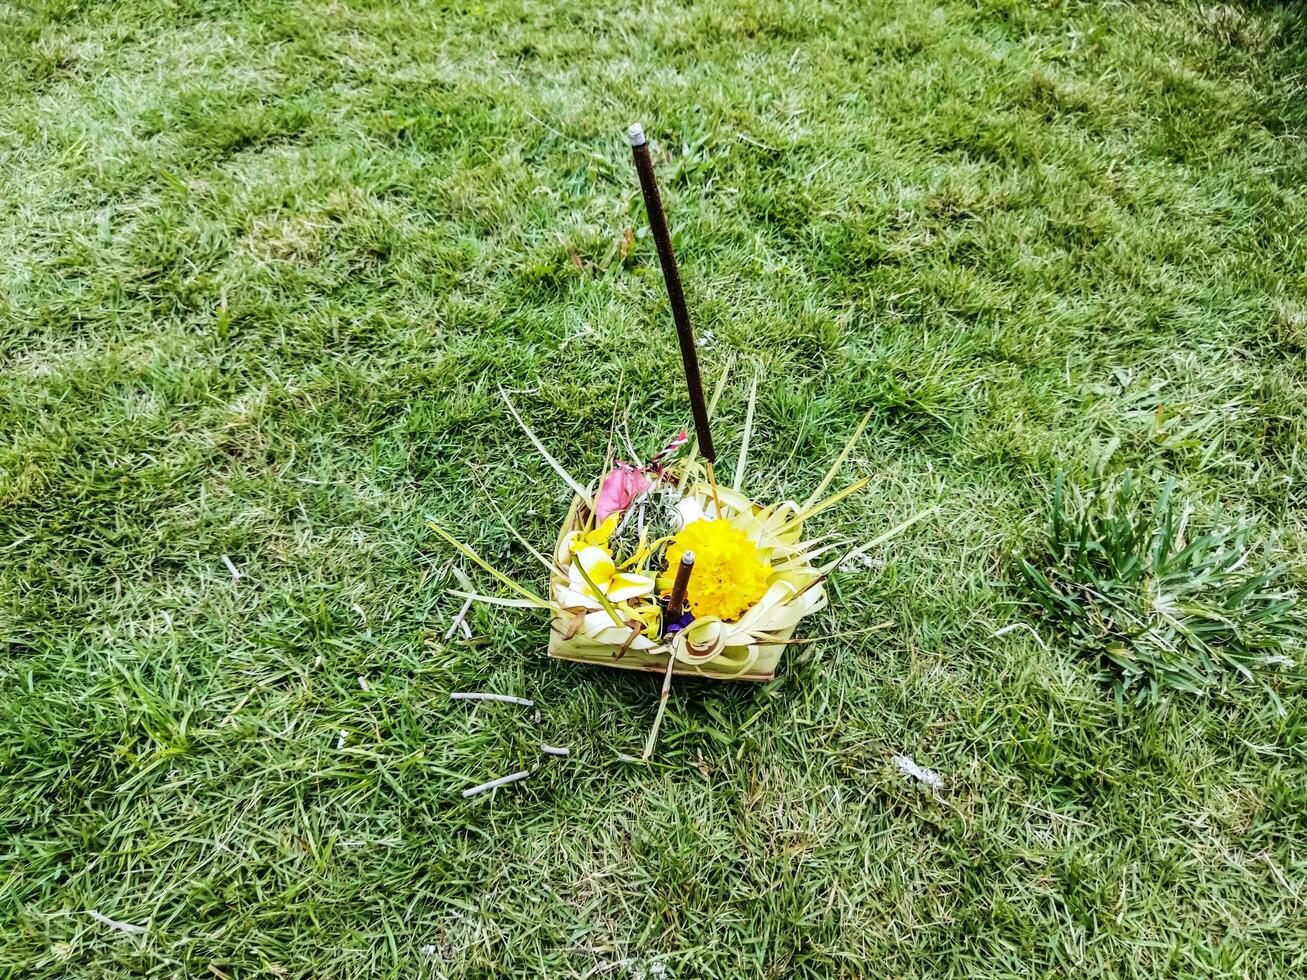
[
  {"x1": 663, "y1": 550, "x2": 695, "y2": 630},
  {"x1": 629, "y1": 123, "x2": 715, "y2": 465}
]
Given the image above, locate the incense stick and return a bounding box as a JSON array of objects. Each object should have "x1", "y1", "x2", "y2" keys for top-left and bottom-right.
[
  {"x1": 663, "y1": 549, "x2": 694, "y2": 631},
  {"x1": 629, "y1": 123, "x2": 719, "y2": 511}
]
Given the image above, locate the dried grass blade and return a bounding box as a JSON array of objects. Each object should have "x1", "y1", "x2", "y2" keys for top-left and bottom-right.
[
  {"x1": 427, "y1": 519, "x2": 551, "y2": 607},
  {"x1": 449, "y1": 590, "x2": 548, "y2": 609},
  {"x1": 821, "y1": 507, "x2": 937, "y2": 574},
  {"x1": 469, "y1": 470, "x2": 559, "y2": 572},
  {"x1": 499, "y1": 388, "x2": 593, "y2": 508}
]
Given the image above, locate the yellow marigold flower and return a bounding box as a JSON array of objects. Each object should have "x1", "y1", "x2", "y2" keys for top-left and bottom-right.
[{"x1": 661, "y1": 518, "x2": 771, "y2": 622}]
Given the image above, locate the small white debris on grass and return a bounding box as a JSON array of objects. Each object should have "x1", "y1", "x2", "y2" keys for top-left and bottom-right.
[
  {"x1": 540, "y1": 744, "x2": 570, "y2": 757},
  {"x1": 357, "y1": 675, "x2": 369, "y2": 692},
  {"x1": 838, "y1": 552, "x2": 883, "y2": 574},
  {"x1": 421, "y1": 944, "x2": 437, "y2": 957},
  {"x1": 992, "y1": 622, "x2": 1048, "y2": 650},
  {"x1": 444, "y1": 594, "x2": 475, "y2": 642},
  {"x1": 220, "y1": 555, "x2": 243, "y2": 581},
  {"x1": 351, "y1": 603, "x2": 366, "y2": 624},
  {"x1": 87, "y1": 910, "x2": 148, "y2": 935},
  {"x1": 337, "y1": 730, "x2": 349, "y2": 750},
  {"x1": 696, "y1": 329, "x2": 715, "y2": 348},
  {"x1": 894, "y1": 754, "x2": 944, "y2": 791},
  {"x1": 460, "y1": 764, "x2": 539, "y2": 798},
  {"x1": 450, "y1": 692, "x2": 535, "y2": 707}
]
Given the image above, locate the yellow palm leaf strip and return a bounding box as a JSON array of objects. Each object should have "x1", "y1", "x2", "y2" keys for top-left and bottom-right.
[
  {"x1": 499, "y1": 388, "x2": 594, "y2": 509},
  {"x1": 801, "y1": 410, "x2": 872, "y2": 511},
  {"x1": 570, "y1": 554, "x2": 627, "y2": 628},
  {"x1": 618, "y1": 534, "x2": 675, "y2": 571},
  {"x1": 426, "y1": 519, "x2": 550, "y2": 608},
  {"x1": 642, "y1": 651, "x2": 678, "y2": 761},
  {"x1": 769, "y1": 531, "x2": 845, "y2": 560},
  {"x1": 781, "y1": 476, "x2": 872, "y2": 534},
  {"x1": 786, "y1": 539, "x2": 854, "y2": 564},
  {"x1": 732, "y1": 367, "x2": 760, "y2": 493}
]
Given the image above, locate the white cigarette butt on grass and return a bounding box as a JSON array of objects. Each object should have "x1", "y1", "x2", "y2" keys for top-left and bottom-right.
[{"x1": 894, "y1": 754, "x2": 944, "y2": 791}]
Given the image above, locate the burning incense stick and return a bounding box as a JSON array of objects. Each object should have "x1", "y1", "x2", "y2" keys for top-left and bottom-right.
[{"x1": 629, "y1": 122, "x2": 721, "y2": 510}]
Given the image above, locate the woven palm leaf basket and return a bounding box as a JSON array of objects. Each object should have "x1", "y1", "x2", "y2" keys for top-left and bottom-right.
[
  {"x1": 547, "y1": 472, "x2": 828, "y2": 683},
  {"x1": 428, "y1": 387, "x2": 929, "y2": 684}
]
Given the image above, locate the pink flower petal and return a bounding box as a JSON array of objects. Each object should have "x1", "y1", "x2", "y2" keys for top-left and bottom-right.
[{"x1": 595, "y1": 463, "x2": 652, "y2": 523}]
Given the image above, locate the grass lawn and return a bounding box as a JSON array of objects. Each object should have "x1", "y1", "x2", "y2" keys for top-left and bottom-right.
[{"x1": 3, "y1": 0, "x2": 1307, "y2": 975}]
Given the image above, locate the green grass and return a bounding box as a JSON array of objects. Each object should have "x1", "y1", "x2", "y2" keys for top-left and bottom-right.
[
  {"x1": 2, "y1": 0, "x2": 1306, "y2": 975},
  {"x1": 1020, "y1": 472, "x2": 1304, "y2": 702}
]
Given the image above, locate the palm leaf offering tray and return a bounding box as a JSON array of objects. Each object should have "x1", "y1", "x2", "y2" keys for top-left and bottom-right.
[
  {"x1": 429, "y1": 123, "x2": 929, "y2": 756},
  {"x1": 546, "y1": 440, "x2": 865, "y2": 683}
]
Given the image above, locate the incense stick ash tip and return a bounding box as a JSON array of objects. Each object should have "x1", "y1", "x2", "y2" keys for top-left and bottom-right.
[{"x1": 628, "y1": 123, "x2": 646, "y2": 146}]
